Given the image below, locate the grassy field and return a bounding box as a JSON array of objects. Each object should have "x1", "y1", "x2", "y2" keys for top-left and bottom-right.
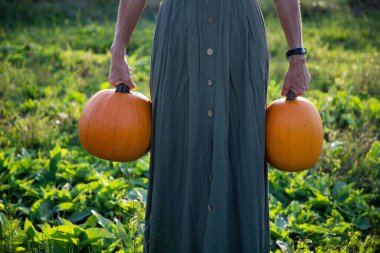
[{"x1": 0, "y1": 0, "x2": 379, "y2": 252}]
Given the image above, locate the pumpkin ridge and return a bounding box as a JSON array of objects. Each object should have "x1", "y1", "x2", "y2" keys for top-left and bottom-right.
[
  {"x1": 83, "y1": 91, "x2": 107, "y2": 153},
  {"x1": 91, "y1": 91, "x2": 112, "y2": 159},
  {"x1": 111, "y1": 92, "x2": 122, "y2": 160}
]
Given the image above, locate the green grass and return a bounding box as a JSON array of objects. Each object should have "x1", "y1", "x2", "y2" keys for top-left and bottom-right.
[{"x1": 0, "y1": 1, "x2": 379, "y2": 252}]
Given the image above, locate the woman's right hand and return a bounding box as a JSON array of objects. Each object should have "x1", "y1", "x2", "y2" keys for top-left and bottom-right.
[{"x1": 108, "y1": 53, "x2": 136, "y2": 89}]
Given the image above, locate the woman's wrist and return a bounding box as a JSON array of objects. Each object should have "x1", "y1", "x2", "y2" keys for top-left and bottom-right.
[
  {"x1": 289, "y1": 54, "x2": 306, "y2": 65},
  {"x1": 110, "y1": 42, "x2": 126, "y2": 57}
]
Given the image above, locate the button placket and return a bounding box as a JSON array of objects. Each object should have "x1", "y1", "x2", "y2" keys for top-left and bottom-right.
[{"x1": 202, "y1": 0, "x2": 217, "y2": 214}]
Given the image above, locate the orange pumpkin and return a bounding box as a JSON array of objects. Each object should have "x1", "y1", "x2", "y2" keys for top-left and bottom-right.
[
  {"x1": 265, "y1": 91, "x2": 323, "y2": 172},
  {"x1": 78, "y1": 83, "x2": 152, "y2": 162}
]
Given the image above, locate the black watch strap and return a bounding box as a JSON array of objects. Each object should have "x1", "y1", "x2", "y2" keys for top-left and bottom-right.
[{"x1": 286, "y1": 47, "x2": 307, "y2": 60}]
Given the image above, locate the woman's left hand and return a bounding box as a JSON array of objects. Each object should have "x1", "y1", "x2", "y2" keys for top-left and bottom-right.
[{"x1": 280, "y1": 55, "x2": 311, "y2": 97}]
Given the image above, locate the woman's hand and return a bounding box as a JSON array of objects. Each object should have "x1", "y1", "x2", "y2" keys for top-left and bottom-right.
[
  {"x1": 281, "y1": 55, "x2": 311, "y2": 97},
  {"x1": 108, "y1": 50, "x2": 136, "y2": 89}
]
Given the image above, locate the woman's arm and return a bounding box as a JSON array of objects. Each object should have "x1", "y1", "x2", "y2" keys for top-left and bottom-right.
[
  {"x1": 273, "y1": 0, "x2": 311, "y2": 97},
  {"x1": 108, "y1": 0, "x2": 147, "y2": 89}
]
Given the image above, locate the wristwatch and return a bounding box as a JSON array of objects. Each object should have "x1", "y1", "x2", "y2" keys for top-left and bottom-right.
[{"x1": 286, "y1": 47, "x2": 307, "y2": 60}]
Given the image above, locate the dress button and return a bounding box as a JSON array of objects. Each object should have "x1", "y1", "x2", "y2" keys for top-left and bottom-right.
[
  {"x1": 208, "y1": 110, "x2": 213, "y2": 117},
  {"x1": 207, "y1": 16, "x2": 215, "y2": 24},
  {"x1": 207, "y1": 48, "x2": 214, "y2": 55},
  {"x1": 208, "y1": 204, "x2": 212, "y2": 211},
  {"x1": 207, "y1": 79, "x2": 213, "y2": 86}
]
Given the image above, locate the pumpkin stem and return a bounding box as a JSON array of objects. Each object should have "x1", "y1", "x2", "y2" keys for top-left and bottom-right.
[
  {"x1": 286, "y1": 90, "x2": 296, "y2": 101},
  {"x1": 115, "y1": 83, "x2": 131, "y2": 93}
]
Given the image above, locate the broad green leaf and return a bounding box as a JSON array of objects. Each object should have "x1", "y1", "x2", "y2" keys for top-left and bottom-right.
[
  {"x1": 24, "y1": 218, "x2": 38, "y2": 240},
  {"x1": 21, "y1": 148, "x2": 31, "y2": 159},
  {"x1": 332, "y1": 181, "x2": 349, "y2": 203},
  {"x1": 126, "y1": 188, "x2": 147, "y2": 202},
  {"x1": 307, "y1": 192, "x2": 331, "y2": 210},
  {"x1": 46, "y1": 150, "x2": 61, "y2": 181},
  {"x1": 276, "y1": 240, "x2": 291, "y2": 253},
  {"x1": 56, "y1": 188, "x2": 72, "y2": 202},
  {"x1": 115, "y1": 218, "x2": 128, "y2": 245},
  {"x1": 355, "y1": 196, "x2": 370, "y2": 211},
  {"x1": 15, "y1": 246, "x2": 26, "y2": 252},
  {"x1": 274, "y1": 214, "x2": 288, "y2": 230},
  {"x1": 30, "y1": 199, "x2": 55, "y2": 220},
  {"x1": 82, "y1": 215, "x2": 99, "y2": 229},
  {"x1": 85, "y1": 227, "x2": 115, "y2": 240},
  {"x1": 57, "y1": 202, "x2": 76, "y2": 212},
  {"x1": 331, "y1": 221, "x2": 351, "y2": 235},
  {"x1": 270, "y1": 221, "x2": 288, "y2": 240},
  {"x1": 91, "y1": 210, "x2": 117, "y2": 234},
  {"x1": 68, "y1": 208, "x2": 92, "y2": 223},
  {"x1": 292, "y1": 223, "x2": 330, "y2": 235},
  {"x1": 39, "y1": 223, "x2": 53, "y2": 236},
  {"x1": 58, "y1": 217, "x2": 83, "y2": 235},
  {"x1": 0, "y1": 184, "x2": 10, "y2": 192},
  {"x1": 353, "y1": 216, "x2": 371, "y2": 230}
]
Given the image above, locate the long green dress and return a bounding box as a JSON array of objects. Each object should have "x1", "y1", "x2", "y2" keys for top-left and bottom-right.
[{"x1": 144, "y1": 0, "x2": 270, "y2": 252}]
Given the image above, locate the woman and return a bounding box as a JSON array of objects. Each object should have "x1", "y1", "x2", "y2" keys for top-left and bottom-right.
[{"x1": 108, "y1": 0, "x2": 310, "y2": 252}]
